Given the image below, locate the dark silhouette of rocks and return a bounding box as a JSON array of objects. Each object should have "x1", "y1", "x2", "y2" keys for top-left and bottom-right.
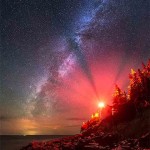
[{"x1": 21, "y1": 60, "x2": 150, "y2": 149}]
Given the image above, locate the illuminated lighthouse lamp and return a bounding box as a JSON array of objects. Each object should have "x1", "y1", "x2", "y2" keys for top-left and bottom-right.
[
  {"x1": 98, "y1": 101, "x2": 105, "y2": 118},
  {"x1": 98, "y1": 101, "x2": 105, "y2": 108}
]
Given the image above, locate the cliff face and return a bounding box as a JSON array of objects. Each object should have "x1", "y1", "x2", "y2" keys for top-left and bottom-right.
[
  {"x1": 21, "y1": 60, "x2": 150, "y2": 149},
  {"x1": 114, "y1": 108, "x2": 150, "y2": 138},
  {"x1": 84, "y1": 108, "x2": 150, "y2": 136},
  {"x1": 21, "y1": 107, "x2": 150, "y2": 150}
]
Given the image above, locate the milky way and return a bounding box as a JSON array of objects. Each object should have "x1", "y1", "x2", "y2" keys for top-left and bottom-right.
[{"x1": 1, "y1": 0, "x2": 150, "y2": 135}]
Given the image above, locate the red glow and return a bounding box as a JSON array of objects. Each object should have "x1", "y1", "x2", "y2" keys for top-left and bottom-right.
[{"x1": 39, "y1": 45, "x2": 147, "y2": 122}]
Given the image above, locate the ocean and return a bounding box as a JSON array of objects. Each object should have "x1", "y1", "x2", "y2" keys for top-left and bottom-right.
[{"x1": 0, "y1": 135, "x2": 67, "y2": 150}]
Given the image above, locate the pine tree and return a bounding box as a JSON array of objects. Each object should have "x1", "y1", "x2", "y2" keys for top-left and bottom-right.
[
  {"x1": 128, "y1": 60, "x2": 150, "y2": 107},
  {"x1": 112, "y1": 85, "x2": 127, "y2": 106}
]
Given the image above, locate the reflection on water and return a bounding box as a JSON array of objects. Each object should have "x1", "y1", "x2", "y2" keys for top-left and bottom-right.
[{"x1": 0, "y1": 135, "x2": 67, "y2": 150}]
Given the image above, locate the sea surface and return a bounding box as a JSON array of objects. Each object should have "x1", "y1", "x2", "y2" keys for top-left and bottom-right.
[{"x1": 0, "y1": 135, "x2": 67, "y2": 150}]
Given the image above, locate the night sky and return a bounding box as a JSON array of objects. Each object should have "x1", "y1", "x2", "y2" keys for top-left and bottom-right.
[{"x1": 1, "y1": 0, "x2": 150, "y2": 135}]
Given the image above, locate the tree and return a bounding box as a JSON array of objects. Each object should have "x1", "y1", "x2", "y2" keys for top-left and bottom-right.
[
  {"x1": 128, "y1": 60, "x2": 150, "y2": 108},
  {"x1": 112, "y1": 85, "x2": 127, "y2": 106}
]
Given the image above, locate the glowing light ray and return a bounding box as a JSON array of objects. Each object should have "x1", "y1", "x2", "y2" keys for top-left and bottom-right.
[{"x1": 67, "y1": 38, "x2": 99, "y2": 99}]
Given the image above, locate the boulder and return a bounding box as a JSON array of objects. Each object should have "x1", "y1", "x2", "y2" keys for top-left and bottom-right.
[{"x1": 139, "y1": 132, "x2": 150, "y2": 148}]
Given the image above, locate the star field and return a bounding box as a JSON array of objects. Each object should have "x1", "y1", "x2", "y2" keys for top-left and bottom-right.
[{"x1": 1, "y1": 0, "x2": 150, "y2": 135}]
